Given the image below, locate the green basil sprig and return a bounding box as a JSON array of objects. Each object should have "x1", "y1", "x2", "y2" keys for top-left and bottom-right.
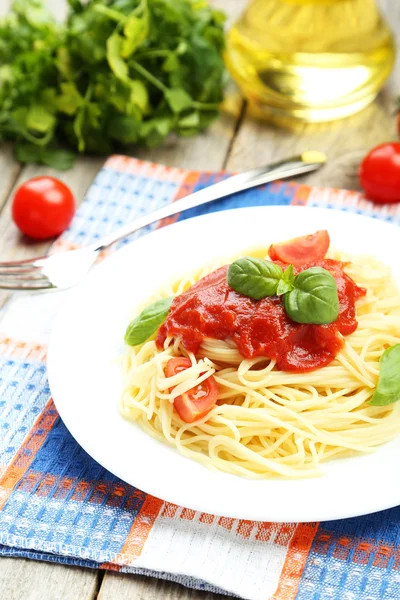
[
  {"x1": 227, "y1": 258, "x2": 339, "y2": 325},
  {"x1": 227, "y1": 257, "x2": 284, "y2": 300},
  {"x1": 370, "y1": 344, "x2": 400, "y2": 406},
  {"x1": 125, "y1": 297, "x2": 174, "y2": 346},
  {"x1": 284, "y1": 267, "x2": 339, "y2": 325},
  {"x1": 276, "y1": 264, "x2": 295, "y2": 296}
]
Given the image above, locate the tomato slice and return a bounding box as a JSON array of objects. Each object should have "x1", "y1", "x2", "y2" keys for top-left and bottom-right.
[
  {"x1": 268, "y1": 230, "x2": 330, "y2": 265},
  {"x1": 165, "y1": 357, "x2": 218, "y2": 423}
]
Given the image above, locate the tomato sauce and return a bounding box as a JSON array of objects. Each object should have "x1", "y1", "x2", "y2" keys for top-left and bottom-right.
[{"x1": 156, "y1": 259, "x2": 366, "y2": 372}]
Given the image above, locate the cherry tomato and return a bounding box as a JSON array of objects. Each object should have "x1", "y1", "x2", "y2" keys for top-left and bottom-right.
[
  {"x1": 268, "y1": 230, "x2": 330, "y2": 265},
  {"x1": 12, "y1": 176, "x2": 76, "y2": 240},
  {"x1": 359, "y1": 143, "x2": 400, "y2": 204},
  {"x1": 165, "y1": 357, "x2": 218, "y2": 423}
]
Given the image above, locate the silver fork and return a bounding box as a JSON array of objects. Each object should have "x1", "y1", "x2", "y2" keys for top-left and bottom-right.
[{"x1": 0, "y1": 151, "x2": 326, "y2": 291}]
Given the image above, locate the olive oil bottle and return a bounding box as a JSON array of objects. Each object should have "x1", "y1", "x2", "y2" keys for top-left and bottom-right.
[{"x1": 225, "y1": 0, "x2": 395, "y2": 122}]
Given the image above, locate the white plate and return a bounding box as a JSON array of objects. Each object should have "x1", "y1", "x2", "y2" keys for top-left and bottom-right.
[{"x1": 48, "y1": 206, "x2": 400, "y2": 522}]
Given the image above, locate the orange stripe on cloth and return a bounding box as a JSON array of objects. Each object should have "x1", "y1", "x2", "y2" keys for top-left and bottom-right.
[
  {"x1": 157, "y1": 170, "x2": 201, "y2": 229},
  {"x1": 0, "y1": 336, "x2": 47, "y2": 362},
  {"x1": 273, "y1": 522, "x2": 320, "y2": 600},
  {"x1": 105, "y1": 154, "x2": 186, "y2": 182},
  {"x1": 0, "y1": 399, "x2": 58, "y2": 510},
  {"x1": 290, "y1": 184, "x2": 312, "y2": 206},
  {"x1": 110, "y1": 495, "x2": 164, "y2": 566}
]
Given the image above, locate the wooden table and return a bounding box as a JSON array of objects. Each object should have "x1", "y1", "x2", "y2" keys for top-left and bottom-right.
[{"x1": 0, "y1": 0, "x2": 399, "y2": 598}]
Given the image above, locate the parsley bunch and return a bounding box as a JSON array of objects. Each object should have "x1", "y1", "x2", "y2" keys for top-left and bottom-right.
[{"x1": 0, "y1": 0, "x2": 226, "y2": 169}]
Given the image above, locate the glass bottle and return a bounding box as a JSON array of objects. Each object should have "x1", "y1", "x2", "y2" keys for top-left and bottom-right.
[{"x1": 225, "y1": 0, "x2": 396, "y2": 122}]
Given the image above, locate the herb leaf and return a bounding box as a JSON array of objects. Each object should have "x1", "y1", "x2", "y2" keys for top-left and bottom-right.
[
  {"x1": 165, "y1": 88, "x2": 193, "y2": 113},
  {"x1": 227, "y1": 257, "x2": 283, "y2": 300},
  {"x1": 276, "y1": 264, "x2": 295, "y2": 296},
  {"x1": 284, "y1": 267, "x2": 339, "y2": 325},
  {"x1": 15, "y1": 143, "x2": 76, "y2": 170},
  {"x1": 0, "y1": 0, "x2": 226, "y2": 168},
  {"x1": 370, "y1": 344, "x2": 400, "y2": 406},
  {"x1": 124, "y1": 297, "x2": 174, "y2": 346}
]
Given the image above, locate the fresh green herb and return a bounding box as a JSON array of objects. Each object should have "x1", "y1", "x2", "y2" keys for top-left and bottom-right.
[
  {"x1": 15, "y1": 143, "x2": 76, "y2": 170},
  {"x1": 276, "y1": 264, "x2": 295, "y2": 296},
  {"x1": 284, "y1": 267, "x2": 339, "y2": 325},
  {"x1": 370, "y1": 344, "x2": 400, "y2": 406},
  {"x1": 124, "y1": 296, "x2": 173, "y2": 346},
  {"x1": 227, "y1": 258, "x2": 339, "y2": 325},
  {"x1": 227, "y1": 257, "x2": 284, "y2": 300},
  {"x1": 0, "y1": 0, "x2": 226, "y2": 169}
]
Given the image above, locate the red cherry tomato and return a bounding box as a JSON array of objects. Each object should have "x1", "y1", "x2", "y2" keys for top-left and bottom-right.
[
  {"x1": 268, "y1": 230, "x2": 330, "y2": 265},
  {"x1": 359, "y1": 143, "x2": 400, "y2": 204},
  {"x1": 12, "y1": 176, "x2": 76, "y2": 240},
  {"x1": 165, "y1": 357, "x2": 219, "y2": 423}
]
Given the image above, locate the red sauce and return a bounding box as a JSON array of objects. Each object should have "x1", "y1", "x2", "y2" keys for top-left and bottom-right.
[{"x1": 156, "y1": 259, "x2": 366, "y2": 373}]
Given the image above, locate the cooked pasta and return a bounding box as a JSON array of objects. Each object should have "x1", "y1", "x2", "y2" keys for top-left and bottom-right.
[{"x1": 120, "y1": 249, "x2": 400, "y2": 478}]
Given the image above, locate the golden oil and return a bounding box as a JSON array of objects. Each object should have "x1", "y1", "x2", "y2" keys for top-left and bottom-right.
[{"x1": 225, "y1": 0, "x2": 395, "y2": 122}]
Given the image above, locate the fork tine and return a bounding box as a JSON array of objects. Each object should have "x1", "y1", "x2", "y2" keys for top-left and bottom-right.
[
  {"x1": 0, "y1": 257, "x2": 44, "y2": 277},
  {"x1": 0, "y1": 265, "x2": 44, "y2": 276},
  {"x1": 0, "y1": 255, "x2": 47, "y2": 266},
  {"x1": 0, "y1": 269, "x2": 53, "y2": 289},
  {"x1": 0, "y1": 278, "x2": 54, "y2": 290}
]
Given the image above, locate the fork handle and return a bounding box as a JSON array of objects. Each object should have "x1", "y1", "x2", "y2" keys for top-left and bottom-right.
[{"x1": 92, "y1": 151, "x2": 326, "y2": 252}]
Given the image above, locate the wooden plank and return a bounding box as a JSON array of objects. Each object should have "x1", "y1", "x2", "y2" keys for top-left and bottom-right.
[
  {"x1": 0, "y1": 557, "x2": 102, "y2": 600},
  {"x1": 225, "y1": 0, "x2": 400, "y2": 191},
  {"x1": 98, "y1": 572, "x2": 225, "y2": 600}
]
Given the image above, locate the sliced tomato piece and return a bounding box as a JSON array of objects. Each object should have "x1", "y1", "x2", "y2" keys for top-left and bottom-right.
[
  {"x1": 268, "y1": 230, "x2": 330, "y2": 265},
  {"x1": 165, "y1": 357, "x2": 192, "y2": 378},
  {"x1": 165, "y1": 357, "x2": 218, "y2": 423}
]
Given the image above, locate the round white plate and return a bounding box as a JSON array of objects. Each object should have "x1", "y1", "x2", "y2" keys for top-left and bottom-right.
[{"x1": 48, "y1": 206, "x2": 400, "y2": 522}]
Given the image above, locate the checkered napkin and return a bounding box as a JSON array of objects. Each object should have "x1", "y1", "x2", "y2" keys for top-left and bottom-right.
[{"x1": 1, "y1": 155, "x2": 400, "y2": 600}]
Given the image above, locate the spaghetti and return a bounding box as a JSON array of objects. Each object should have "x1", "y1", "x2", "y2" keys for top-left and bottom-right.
[{"x1": 120, "y1": 248, "x2": 400, "y2": 478}]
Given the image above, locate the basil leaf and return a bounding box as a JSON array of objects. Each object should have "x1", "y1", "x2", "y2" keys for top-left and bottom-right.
[
  {"x1": 284, "y1": 267, "x2": 339, "y2": 325},
  {"x1": 370, "y1": 344, "x2": 400, "y2": 406},
  {"x1": 124, "y1": 297, "x2": 174, "y2": 346},
  {"x1": 277, "y1": 279, "x2": 292, "y2": 296},
  {"x1": 277, "y1": 265, "x2": 295, "y2": 296},
  {"x1": 227, "y1": 257, "x2": 283, "y2": 300}
]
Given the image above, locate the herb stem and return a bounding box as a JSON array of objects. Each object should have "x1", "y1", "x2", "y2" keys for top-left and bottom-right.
[
  {"x1": 132, "y1": 0, "x2": 148, "y2": 16},
  {"x1": 192, "y1": 100, "x2": 220, "y2": 111},
  {"x1": 134, "y1": 50, "x2": 171, "y2": 60},
  {"x1": 24, "y1": 131, "x2": 53, "y2": 146},
  {"x1": 130, "y1": 60, "x2": 167, "y2": 93},
  {"x1": 92, "y1": 5, "x2": 125, "y2": 22}
]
